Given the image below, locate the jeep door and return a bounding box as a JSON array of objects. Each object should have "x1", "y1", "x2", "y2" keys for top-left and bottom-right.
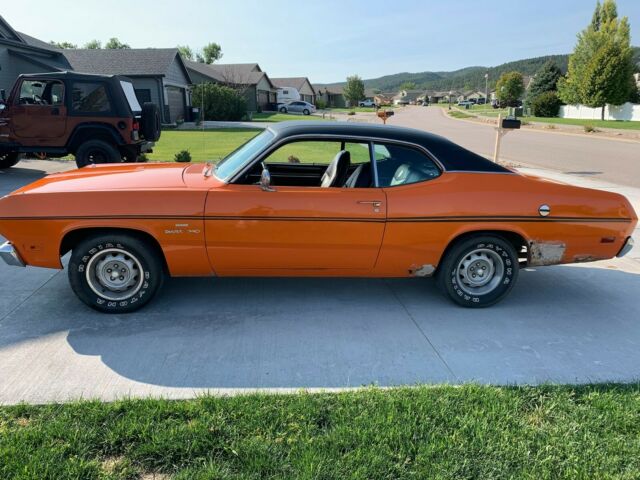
[{"x1": 12, "y1": 78, "x2": 67, "y2": 142}]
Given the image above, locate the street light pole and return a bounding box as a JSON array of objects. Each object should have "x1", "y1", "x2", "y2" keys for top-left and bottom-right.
[{"x1": 448, "y1": 90, "x2": 452, "y2": 110}]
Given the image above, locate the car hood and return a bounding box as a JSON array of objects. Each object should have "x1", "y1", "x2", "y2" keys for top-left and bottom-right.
[{"x1": 8, "y1": 163, "x2": 193, "y2": 196}]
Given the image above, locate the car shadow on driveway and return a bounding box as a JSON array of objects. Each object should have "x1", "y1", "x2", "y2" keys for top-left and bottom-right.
[{"x1": 0, "y1": 265, "x2": 639, "y2": 395}]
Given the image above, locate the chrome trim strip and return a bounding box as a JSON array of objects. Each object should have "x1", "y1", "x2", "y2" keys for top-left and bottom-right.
[
  {"x1": 0, "y1": 241, "x2": 25, "y2": 267},
  {"x1": 616, "y1": 236, "x2": 634, "y2": 258}
]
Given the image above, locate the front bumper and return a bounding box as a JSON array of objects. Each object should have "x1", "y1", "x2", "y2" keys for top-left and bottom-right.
[
  {"x1": 616, "y1": 236, "x2": 635, "y2": 258},
  {"x1": 0, "y1": 241, "x2": 25, "y2": 267}
]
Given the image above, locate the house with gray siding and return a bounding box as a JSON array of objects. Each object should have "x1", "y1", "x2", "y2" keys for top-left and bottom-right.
[
  {"x1": 0, "y1": 16, "x2": 191, "y2": 123},
  {"x1": 63, "y1": 48, "x2": 192, "y2": 123},
  {"x1": 0, "y1": 15, "x2": 71, "y2": 94},
  {"x1": 185, "y1": 61, "x2": 277, "y2": 112}
]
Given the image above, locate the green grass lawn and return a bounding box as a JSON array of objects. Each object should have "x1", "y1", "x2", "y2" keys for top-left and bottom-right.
[
  {"x1": 448, "y1": 110, "x2": 475, "y2": 119},
  {"x1": 1, "y1": 384, "x2": 639, "y2": 479},
  {"x1": 148, "y1": 129, "x2": 260, "y2": 162},
  {"x1": 523, "y1": 116, "x2": 640, "y2": 130},
  {"x1": 324, "y1": 106, "x2": 396, "y2": 113},
  {"x1": 251, "y1": 112, "x2": 324, "y2": 122}
]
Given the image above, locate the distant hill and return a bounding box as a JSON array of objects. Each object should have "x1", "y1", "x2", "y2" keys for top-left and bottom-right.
[{"x1": 319, "y1": 48, "x2": 640, "y2": 93}]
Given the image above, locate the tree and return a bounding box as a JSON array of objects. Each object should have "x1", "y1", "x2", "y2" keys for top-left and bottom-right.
[
  {"x1": 177, "y1": 45, "x2": 194, "y2": 61},
  {"x1": 527, "y1": 60, "x2": 562, "y2": 101},
  {"x1": 530, "y1": 91, "x2": 562, "y2": 117},
  {"x1": 201, "y1": 42, "x2": 222, "y2": 64},
  {"x1": 84, "y1": 39, "x2": 101, "y2": 49},
  {"x1": 399, "y1": 81, "x2": 417, "y2": 91},
  {"x1": 49, "y1": 41, "x2": 77, "y2": 49},
  {"x1": 558, "y1": 0, "x2": 634, "y2": 119},
  {"x1": 495, "y1": 71, "x2": 524, "y2": 107},
  {"x1": 191, "y1": 83, "x2": 246, "y2": 121},
  {"x1": 343, "y1": 75, "x2": 365, "y2": 107},
  {"x1": 105, "y1": 37, "x2": 130, "y2": 49}
]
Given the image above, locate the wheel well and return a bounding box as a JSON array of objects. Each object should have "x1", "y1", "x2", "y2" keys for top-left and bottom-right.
[
  {"x1": 59, "y1": 227, "x2": 168, "y2": 271},
  {"x1": 438, "y1": 230, "x2": 528, "y2": 268},
  {"x1": 67, "y1": 125, "x2": 123, "y2": 154}
]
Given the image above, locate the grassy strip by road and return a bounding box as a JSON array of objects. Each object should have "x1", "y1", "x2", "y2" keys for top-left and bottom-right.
[
  {"x1": 148, "y1": 129, "x2": 260, "y2": 162},
  {"x1": 251, "y1": 112, "x2": 325, "y2": 122},
  {"x1": 1, "y1": 384, "x2": 639, "y2": 479},
  {"x1": 524, "y1": 116, "x2": 640, "y2": 130},
  {"x1": 449, "y1": 110, "x2": 475, "y2": 119}
]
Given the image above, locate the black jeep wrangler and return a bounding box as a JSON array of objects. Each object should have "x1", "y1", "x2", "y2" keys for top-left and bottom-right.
[{"x1": 0, "y1": 71, "x2": 161, "y2": 169}]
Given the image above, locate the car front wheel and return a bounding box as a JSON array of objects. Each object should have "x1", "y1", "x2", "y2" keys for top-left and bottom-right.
[
  {"x1": 279, "y1": 107, "x2": 287, "y2": 113},
  {"x1": 68, "y1": 233, "x2": 164, "y2": 313},
  {"x1": 436, "y1": 235, "x2": 518, "y2": 308}
]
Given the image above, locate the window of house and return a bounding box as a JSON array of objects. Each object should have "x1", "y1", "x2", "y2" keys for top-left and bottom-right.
[
  {"x1": 71, "y1": 82, "x2": 111, "y2": 113},
  {"x1": 135, "y1": 88, "x2": 152, "y2": 104},
  {"x1": 373, "y1": 143, "x2": 440, "y2": 187},
  {"x1": 17, "y1": 79, "x2": 64, "y2": 106}
]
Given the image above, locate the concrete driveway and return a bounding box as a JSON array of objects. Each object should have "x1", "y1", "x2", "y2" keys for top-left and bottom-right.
[{"x1": 1, "y1": 158, "x2": 639, "y2": 405}]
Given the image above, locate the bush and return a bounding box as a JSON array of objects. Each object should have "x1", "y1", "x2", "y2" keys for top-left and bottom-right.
[
  {"x1": 174, "y1": 150, "x2": 192, "y2": 162},
  {"x1": 191, "y1": 83, "x2": 247, "y2": 121},
  {"x1": 347, "y1": 111, "x2": 356, "y2": 116},
  {"x1": 530, "y1": 91, "x2": 561, "y2": 118},
  {"x1": 315, "y1": 99, "x2": 327, "y2": 109},
  {"x1": 584, "y1": 124, "x2": 598, "y2": 133}
]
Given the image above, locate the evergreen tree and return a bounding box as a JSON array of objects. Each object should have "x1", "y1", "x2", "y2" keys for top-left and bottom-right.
[{"x1": 527, "y1": 61, "x2": 562, "y2": 101}]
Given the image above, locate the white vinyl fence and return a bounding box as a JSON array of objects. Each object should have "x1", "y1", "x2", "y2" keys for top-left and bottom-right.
[{"x1": 559, "y1": 103, "x2": 640, "y2": 121}]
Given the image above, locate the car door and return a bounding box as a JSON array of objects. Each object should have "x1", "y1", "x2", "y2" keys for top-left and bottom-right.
[
  {"x1": 12, "y1": 78, "x2": 67, "y2": 141},
  {"x1": 205, "y1": 140, "x2": 386, "y2": 274},
  {"x1": 288, "y1": 102, "x2": 303, "y2": 113}
]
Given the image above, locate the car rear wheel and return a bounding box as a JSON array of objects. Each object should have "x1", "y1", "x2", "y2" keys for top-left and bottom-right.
[
  {"x1": 68, "y1": 233, "x2": 164, "y2": 313},
  {"x1": 303, "y1": 109, "x2": 310, "y2": 115},
  {"x1": 279, "y1": 107, "x2": 287, "y2": 113},
  {"x1": 75, "y1": 140, "x2": 121, "y2": 168},
  {"x1": 0, "y1": 152, "x2": 22, "y2": 169},
  {"x1": 436, "y1": 235, "x2": 518, "y2": 308}
]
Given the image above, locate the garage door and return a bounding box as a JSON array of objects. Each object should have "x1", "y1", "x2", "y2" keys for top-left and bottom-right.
[{"x1": 166, "y1": 86, "x2": 185, "y2": 123}]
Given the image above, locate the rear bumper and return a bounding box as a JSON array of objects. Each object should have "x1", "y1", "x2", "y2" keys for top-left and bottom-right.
[
  {"x1": 617, "y1": 236, "x2": 635, "y2": 258},
  {"x1": 0, "y1": 241, "x2": 25, "y2": 267}
]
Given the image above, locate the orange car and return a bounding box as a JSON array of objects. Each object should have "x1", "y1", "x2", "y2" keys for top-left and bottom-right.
[{"x1": 0, "y1": 122, "x2": 636, "y2": 312}]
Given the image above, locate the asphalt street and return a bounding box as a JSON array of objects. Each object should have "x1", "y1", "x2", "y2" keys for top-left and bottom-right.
[{"x1": 1, "y1": 123, "x2": 639, "y2": 404}]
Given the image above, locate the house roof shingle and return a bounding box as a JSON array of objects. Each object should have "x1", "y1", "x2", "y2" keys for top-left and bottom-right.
[
  {"x1": 63, "y1": 48, "x2": 185, "y2": 77},
  {"x1": 271, "y1": 77, "x2": 315, "y2": 94},
  {"x1": 185, "y1": 60, "x2": 273, "y2": 88}
]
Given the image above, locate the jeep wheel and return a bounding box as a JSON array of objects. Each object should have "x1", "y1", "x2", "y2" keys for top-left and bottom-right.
[
  {"x1": 436, "y1": 235, "x2": 519, "y2": 308},
  {"x1": 0, "y1": 152, "x2": 22, "y2": 169},
  {"x1": 68, "y1": 233, "x2": 164, "y2": 313},
  {"x1": 75, "y1": 140, "x2": 121, "y2": 168},
  {"x1": 141, "y1": 102, "x2": 161, "y2": 141}
]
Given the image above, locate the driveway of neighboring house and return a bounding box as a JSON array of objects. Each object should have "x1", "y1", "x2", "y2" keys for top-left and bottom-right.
[{"x1": 0, "y1": 155, "x2": 639, "y2": 405}]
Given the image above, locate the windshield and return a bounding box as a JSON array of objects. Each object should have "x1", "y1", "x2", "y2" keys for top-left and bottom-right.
[{"x1": 215, "y1": 130, "x2": 275, "y2": 181}]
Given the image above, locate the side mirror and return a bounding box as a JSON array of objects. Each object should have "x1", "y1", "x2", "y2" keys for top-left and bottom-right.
[{"x1": 260, "y1": 163, "x2": 276, "y2": 192}]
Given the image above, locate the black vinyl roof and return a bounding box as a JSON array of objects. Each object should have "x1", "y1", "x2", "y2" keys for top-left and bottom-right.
[{"x1": 266, "y1": 121, "x2": 511, "y2": 173}]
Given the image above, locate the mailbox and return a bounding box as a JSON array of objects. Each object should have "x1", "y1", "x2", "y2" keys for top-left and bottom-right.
[
  {"x1": 376, "y1": 110, "x2": 395, "y2": 124},
  {"x1": 501, "y1": 117, "x2": 521, "y2": 129}
]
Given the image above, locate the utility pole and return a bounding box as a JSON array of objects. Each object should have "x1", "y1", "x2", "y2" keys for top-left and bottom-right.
[{"x1": 484, "y1": 72, "x2": 489, "y2": 105}]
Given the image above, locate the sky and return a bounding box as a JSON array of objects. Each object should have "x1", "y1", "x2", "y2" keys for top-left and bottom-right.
[{"x1": 4, "y1": 0, "x2": 639, "y2": 83}]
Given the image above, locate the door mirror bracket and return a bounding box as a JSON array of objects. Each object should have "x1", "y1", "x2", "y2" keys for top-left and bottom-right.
[{"x1": 260, "y1": 163, "x2": 276, "y2": 192}]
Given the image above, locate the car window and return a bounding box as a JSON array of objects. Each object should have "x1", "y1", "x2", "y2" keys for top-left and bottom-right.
[
  {"x1": 374, "y1": 143, "x2": 440, "y2": 187},
  {"x1": 17, "y1": 79, "x2": 64, "y2": 106},
  {"x1": 71, "y1": 82, "x2": 111, "y2": 113},
  {"x1": 264, "y1": 140, "x2": 370, "y2": 165},
  {"x1": 215, "y1": 130, "x2": 274, "y2": 181}
]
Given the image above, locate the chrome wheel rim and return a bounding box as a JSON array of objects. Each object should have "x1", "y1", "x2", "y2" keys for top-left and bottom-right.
[
  {"x1": 456, "y1": 248, "x2": 504, "y2": 296},
  {"x1": 86, "y1": 248, "x2": 144, "y2": 301}
]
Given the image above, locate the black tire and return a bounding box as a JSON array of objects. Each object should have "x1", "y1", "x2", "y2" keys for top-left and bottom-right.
[
  {"x1": 75, "y1": 140, "x2": 121, "y2": 168},
  {"x1": 303, "y1": 109, "x2": 310, "y2": 115},
  {"x1": 0, "y1": 152, "x2": 22, "y2": 169},
  {"x1": 141, "y1": 102, "x2": 161, "y2": 141},
  {"x1": 279, "y1": 107, "x2": 287, "y2": 113},
  {"x1": 436, "y1": 235, "x2": 519, "y2": 308},
  {"x1": 68, "y1": 233, "x2": 164, "y2": 313}
]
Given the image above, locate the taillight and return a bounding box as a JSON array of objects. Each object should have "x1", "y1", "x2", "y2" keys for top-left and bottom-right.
[{"x1": 132, "y1": 120, "x2": 140, "y2": 140}]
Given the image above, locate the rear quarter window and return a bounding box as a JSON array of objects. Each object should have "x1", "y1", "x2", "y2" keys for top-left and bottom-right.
[{"x1": 71, "y1": 82, "x2": 112, "y2": 113}]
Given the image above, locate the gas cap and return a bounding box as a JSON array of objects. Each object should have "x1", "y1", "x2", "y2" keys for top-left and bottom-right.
[{"x1": 539, "y1": 204, "x2": 551, "y2": 217}]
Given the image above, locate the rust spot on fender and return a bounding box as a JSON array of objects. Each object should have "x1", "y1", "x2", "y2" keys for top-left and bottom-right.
[
  {"x1": 409, "y1": 264, "x2": 435, "y2": 277},
  {"x1": 528, "y1": 241, "x2": 566, "y2": 266}
]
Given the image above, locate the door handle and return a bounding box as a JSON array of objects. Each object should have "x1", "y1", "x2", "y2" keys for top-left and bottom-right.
[
  {"x1": 51, "y1": 107, "x2": 59, "y2": 115},
  {"x1": 357, "y1": 200, "x2": 382, "y2": 207}
]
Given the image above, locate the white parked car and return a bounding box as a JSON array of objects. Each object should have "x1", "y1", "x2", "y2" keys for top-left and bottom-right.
[
  {"x1": 279, "y1": 101, "x2": 316, "y2": 115},
  {"x1": 457, "y1": 100, "x2": 474, "y2": 107},
  {"x1": 358, "y1": 99, "x2": 377, "y2": 107}
]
